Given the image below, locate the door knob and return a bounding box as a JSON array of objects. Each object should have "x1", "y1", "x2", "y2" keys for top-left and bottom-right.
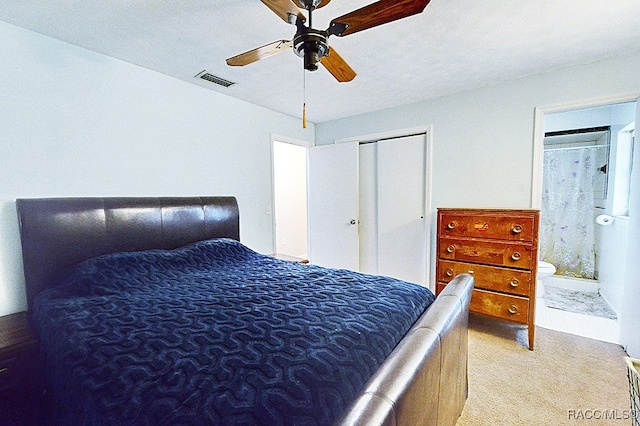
[{"x1": 350, "y1": 219, "x2": 357, "y2": 225}]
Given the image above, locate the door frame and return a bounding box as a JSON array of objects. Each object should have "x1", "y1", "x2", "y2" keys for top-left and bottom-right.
[
  {"x1": 334, "y1": 125, "x2": 434, "y2": 288},
  {"x1": 531, "y1": 93, "x2": 640, "y2": 209},
  {"x1": 531, "y1": 93, "x2": 640, "y2": 351}
]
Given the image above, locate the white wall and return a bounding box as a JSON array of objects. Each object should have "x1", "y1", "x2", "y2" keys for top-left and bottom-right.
[
  {"x1": 598, "y1": 217, "x2": 629, "y2": 315},
  {"x1": 0, "y1": 22, "x2": 314, "y2": 315}
]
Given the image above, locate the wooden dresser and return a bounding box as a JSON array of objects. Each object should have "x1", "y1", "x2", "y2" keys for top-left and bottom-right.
[{"x1": 435, "y1": 208, "x2": 539, "y2": 350}]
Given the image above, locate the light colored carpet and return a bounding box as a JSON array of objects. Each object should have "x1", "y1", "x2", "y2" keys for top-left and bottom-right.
[
  {"x1": 457, "y1": 314, "x2": 630, "y2": 425},
  {"x1": 544, "y1": 285, "x2": 617, "y2": 320}
]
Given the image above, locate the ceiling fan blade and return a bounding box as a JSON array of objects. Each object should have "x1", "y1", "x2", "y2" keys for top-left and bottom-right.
[
  {"x1": 319, "y1": 48, "x2": 356, "y2": 82},
  {"x1": 261, "y1": 0, "x2": 305, "y2": 24},
  {"x1": 226, "y1": 40, "x2": 293, "y2": 66},
  {"x1": 328, "y1": 0, "x2": 431, "y2": 37},
  {"x1": 315, "y1": 0, "x2": 332, "y2": 9}
]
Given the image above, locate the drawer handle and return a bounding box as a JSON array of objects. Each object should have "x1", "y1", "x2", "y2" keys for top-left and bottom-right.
[
  {"x1": 510, "y1": 278, "x2": 520, "y2": 287},
  {"x1": 446, "y1": 269, "x2": 454, "y2": 277},
  {"x1": 508, "y1": 305, "x2": 518, "y2": 314},
  {"x1": 446, "y1": 245, "x2": 456, "y2": 253},
  {"x1": 512, "y1": 224, "x2": 523, "y2": 234},
  {"x1": 446, "y1": 221, "x2": 457, "y2": 230},
  {"x1": 467, "y1": 270, "x2": 474, "y2": 275},
  {"x1": 0, "y1": 367, "x2": 8, "y2": 375},
  {"x1": 511, "y1": 252, "x2": 521, "y2": 261}
]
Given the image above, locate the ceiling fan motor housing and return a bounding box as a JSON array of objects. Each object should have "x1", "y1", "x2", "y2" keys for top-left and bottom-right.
[
  {"x1": 293, "y1": 29, "x2": 329, "y2": 71},
  {"x1": 297, "y1": 0, "x2": 323, "y2": 8}
]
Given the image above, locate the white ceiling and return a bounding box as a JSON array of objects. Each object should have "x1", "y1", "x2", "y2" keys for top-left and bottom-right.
[{"x1": 2, "y1": 1, "x2": 640, "y2": 123}]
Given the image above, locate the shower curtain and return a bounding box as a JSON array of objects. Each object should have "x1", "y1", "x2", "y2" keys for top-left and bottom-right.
[{"x1": 540, "y1": 147, "x2": 604, "y2": 279}]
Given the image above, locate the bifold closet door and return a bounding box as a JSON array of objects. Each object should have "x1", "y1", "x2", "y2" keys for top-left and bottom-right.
[
  {"x1": 376, "y1": 134, "x2": 427, "y2": 285},
  {"x1": 358, "y1": 143, "x2": 377, "y2": 275}
]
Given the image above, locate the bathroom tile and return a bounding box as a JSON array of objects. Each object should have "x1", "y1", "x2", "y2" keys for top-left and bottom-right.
[
  {"x1": 535, "y1": 304, "x2": 552, "y2": 328},
  {"x1": 535, "y1": 299, "x2": 620, "y2": 345},
  {"x1": 546, "y1": 308, "x2": 568, "y2": 333},
  {"x1": 562, "y1": 311, "x2": 585, "y2": 334}
]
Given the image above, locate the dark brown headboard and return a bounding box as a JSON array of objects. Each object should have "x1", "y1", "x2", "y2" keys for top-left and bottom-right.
[{"x1": 16, "y1": 196, "x2": 240, "y2": 310}]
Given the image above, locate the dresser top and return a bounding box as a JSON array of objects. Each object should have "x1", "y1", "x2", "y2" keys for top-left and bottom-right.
[{"x1": 438, "y1": 207, "x2": 540, "y2": 213}]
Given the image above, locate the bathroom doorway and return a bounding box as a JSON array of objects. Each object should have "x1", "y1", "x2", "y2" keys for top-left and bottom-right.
[{"x1": 533, "y1": 99, "x2": 637, "y2": 342}]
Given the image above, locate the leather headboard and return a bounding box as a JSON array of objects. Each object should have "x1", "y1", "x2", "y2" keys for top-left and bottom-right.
[{"x1": 16, "y1": 196, "x2": 240, "y2": 310}]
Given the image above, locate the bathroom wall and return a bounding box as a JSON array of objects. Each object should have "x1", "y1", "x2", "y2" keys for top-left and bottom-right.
[
  {"x1": 544, "y1": 102, "x2": 636, "y2": 315},
  {"x1": 598, "y1": 217, "x2": 629, "y2": 314}
]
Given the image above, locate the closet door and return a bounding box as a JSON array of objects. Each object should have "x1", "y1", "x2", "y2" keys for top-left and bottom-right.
[
  {"x1": 307, "y1": 142, "x2": 359, "y2": 270},
  {"x1": 376, "y1": 134, "x2": 427, "y2": 285},
  {"x1": 358, "y1": 143, "x2": 377, "y2": 274}
]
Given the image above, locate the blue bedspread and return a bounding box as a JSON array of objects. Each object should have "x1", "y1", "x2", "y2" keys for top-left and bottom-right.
[{"x1": 31, "y1": 238, "x2": 435, "y2": 425}]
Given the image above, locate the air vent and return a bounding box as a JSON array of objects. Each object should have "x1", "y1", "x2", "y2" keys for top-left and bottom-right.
[{"x1": 195, "y1": 70, "x2": 236, "y2": 88}]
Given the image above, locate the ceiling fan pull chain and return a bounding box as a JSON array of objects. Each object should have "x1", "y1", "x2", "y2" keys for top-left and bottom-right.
[
  {"x1": 302, "y1": 68, "x2": 307, "y2": 129},
  {"x1": 303, "y1": 103, "x2": 307, "y2": 129}
]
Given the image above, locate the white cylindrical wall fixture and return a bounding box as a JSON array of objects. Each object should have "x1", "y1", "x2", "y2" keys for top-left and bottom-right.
[{"x1": 596, "y1": 214, "x2": 614, "y2": 226}]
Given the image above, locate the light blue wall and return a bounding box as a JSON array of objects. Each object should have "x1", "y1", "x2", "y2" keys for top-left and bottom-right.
[
  {"x1": 0, "y1": 22, "x2": 314, "y2": 315},
  {"x1": 316, "y1": 53, "x2": 640, "y2": 211}
]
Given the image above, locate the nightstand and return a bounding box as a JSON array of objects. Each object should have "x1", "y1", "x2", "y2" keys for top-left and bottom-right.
[{"x1": 0, "y1": 312, "x2": 39, "y2": 398}]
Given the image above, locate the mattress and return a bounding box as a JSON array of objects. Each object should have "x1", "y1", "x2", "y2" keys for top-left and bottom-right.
[{"x1": 31, "y1": 238, "x2": 435, "y2": 425}]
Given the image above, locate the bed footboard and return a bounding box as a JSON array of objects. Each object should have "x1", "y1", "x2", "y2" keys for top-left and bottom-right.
[{"x1": 336, "y1": 273, "x2": 474, "y2": 426}]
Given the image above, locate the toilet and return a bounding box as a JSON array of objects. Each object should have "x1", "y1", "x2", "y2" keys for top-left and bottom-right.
[{"x1": 537, "y1": 261, "x2": 556, "y2": 298}]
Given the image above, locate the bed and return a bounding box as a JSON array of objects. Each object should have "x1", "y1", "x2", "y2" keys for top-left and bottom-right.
[{"x1": 16, "y1": 196, "x2": 473, "y2": 425}]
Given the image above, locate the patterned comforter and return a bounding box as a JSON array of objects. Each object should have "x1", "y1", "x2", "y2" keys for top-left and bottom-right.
[{"x1": 31, "y1": 238, "x2": 435, "y2": 425}]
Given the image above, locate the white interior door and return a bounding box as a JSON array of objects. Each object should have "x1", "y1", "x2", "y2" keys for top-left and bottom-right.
[
  {"x1": 376, "y1": 135, "x2": 427, "y2": 285},
  {"x1": 307, "y1": 142, "x2": 359, "y2": 270},
  {"x1": 620, "y1": 97, "x2": 640, "y2": 357}
]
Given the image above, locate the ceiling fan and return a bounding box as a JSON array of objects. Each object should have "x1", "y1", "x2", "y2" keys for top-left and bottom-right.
[{"x1": 226, "y1": 0, "x2": 433, "y2": 82}]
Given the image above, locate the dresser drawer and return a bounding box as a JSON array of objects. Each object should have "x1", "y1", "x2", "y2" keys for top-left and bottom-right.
[
  {"x1": 437, "y1": 284, "x2": 530, "y2": 324},
  {"x1": 439, "y1": 237, "x2": 534, "y2": 270},
  {"x1": 469, "y1": 288, "x2": 530, "y2": 323},
  {"x1": 438, "y1": 260, "x2": 532, "y2": 297},
  {"x1": 439, "y1": 211, "x2": 535, "y2": 242}
]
